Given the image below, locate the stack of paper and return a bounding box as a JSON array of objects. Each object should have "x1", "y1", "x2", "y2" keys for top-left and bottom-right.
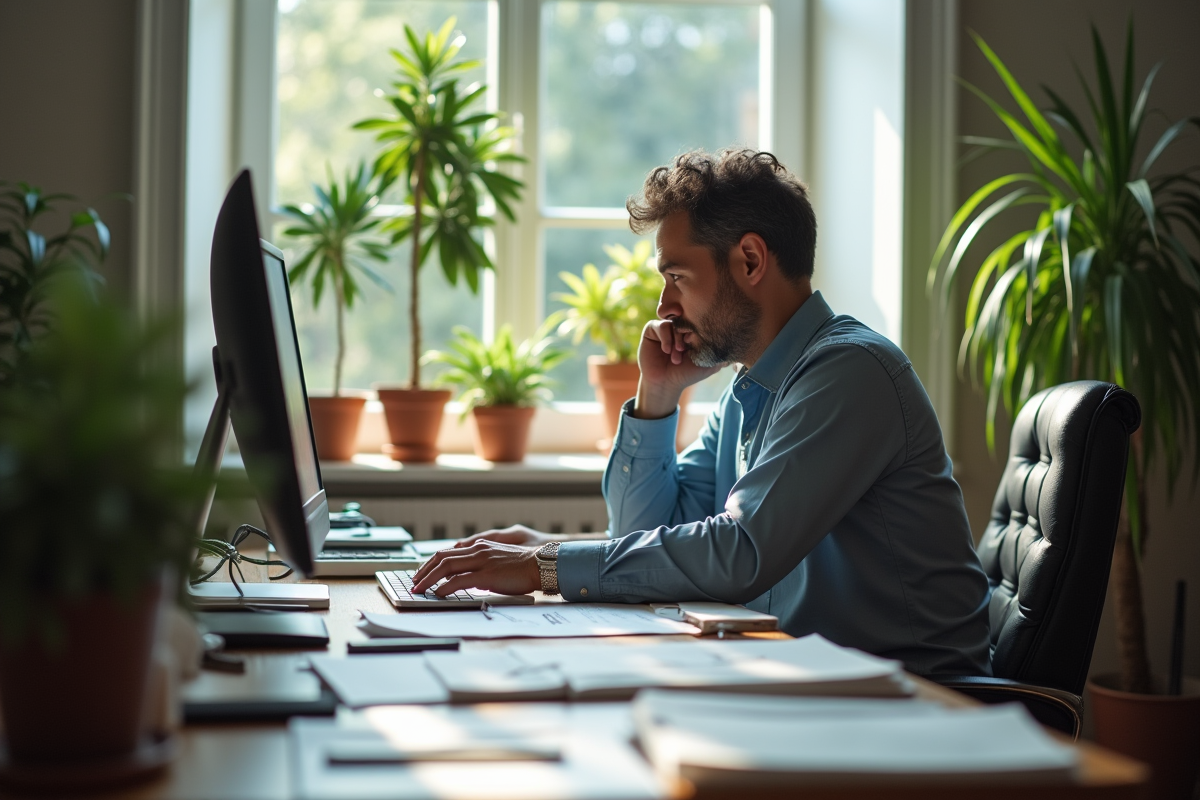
[
  {"x1": 633, "y1": 690, "x2": 1079, "y2": 787},
  {"x1": 290, "y1": 703, "x2": 666, "y2": 800},
  {"x1": 311, "y1": 635, "x2": 913, "y2": 707},
  {"x1": 507, "y1": 634, "x2": 913, "y2": 700}
]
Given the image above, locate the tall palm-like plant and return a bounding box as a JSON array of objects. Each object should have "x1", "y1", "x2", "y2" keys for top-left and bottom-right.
[
  {"x1": 929, "y1": 26, "x2": 1200, "y2": 693},
  {"x1": 354, "y1": 18, "x2": 525, "y2": 389},
  {"x1": 281, "y1": 162, "x2": 393, "y2": 395}
]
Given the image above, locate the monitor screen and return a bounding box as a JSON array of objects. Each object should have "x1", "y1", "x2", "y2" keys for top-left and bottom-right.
[
  {"x1": 262, "y1": 245, "x2": 322, "y2": 505},
  {"x1": 209, "y1": 170, "x2": 328, "y2": 576}
]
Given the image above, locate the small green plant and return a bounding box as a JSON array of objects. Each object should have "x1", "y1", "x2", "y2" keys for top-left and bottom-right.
[
  {"x1": 355, "y1": 17, "x2": 525, "y2": 388},
  {"x1": 0, "y1": 182, "x2": 109, "y2": 383},
  {"x1": 281, "y1": 162, "x2": 393, "y2": 395},
  {"x1": 422, "y1": 322, "x2": 569, "y2": 416},
  {"x1": 929, "y1": 25, "x2": 1200, "y2": 693},
  {"x1": 552, "y1": 241, "x2": 661, "y2": 363},
  {"x1": 0, "y1": 290, "x2": 201, "y2": 648}
]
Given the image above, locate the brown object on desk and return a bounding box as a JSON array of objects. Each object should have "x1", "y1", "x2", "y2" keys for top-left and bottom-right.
[{"x1": 118, "y1": 560, "x2": 1148, "y2": 800}]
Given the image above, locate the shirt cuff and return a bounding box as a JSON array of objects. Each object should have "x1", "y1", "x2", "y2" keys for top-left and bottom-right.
[
  {"x1": 614, "y1": 398, "x2": 678, "y2": 457},
  {"x1": 556, "y1": 540, "x2": 606, "y2": 601}
]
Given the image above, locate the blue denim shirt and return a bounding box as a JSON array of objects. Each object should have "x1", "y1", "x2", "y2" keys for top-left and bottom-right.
[{"x1": 557, "y1": 292, "x2": 992, "y2": 676}]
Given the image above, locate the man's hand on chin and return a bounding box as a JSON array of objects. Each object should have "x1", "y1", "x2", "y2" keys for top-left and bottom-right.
[
  {"x1": 410, "y1": 540, "x2": 541, "y2": 597},
  {"x1": 635, "y1": 319, "x2": 723, "y2": 419}
]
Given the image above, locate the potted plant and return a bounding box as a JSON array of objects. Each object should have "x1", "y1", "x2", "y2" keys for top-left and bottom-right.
[
  {"x1": 0, "y1": 291, "x2": 198, "y2": 781},
  {"x1": 354, "y1": 18, "x2": 525, "y2": 462},
  {"x1": 929, "y1": 26, "x2": 1200, "y2": 796},
  {"x1": 552, "y1": 241, "x2": 681, "y2": 450},
  {"x1": 0, "y1": 181, "x2": 108, "y2": 384},
  {"x1": 423, "y1": 322, "x2": 568, "y2": 462},
  {"x1": 281, "y1": 162, "x2": 393, "y2": 461}
]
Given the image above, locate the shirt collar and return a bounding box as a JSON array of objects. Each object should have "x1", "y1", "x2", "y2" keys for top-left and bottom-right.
[{"x1": 743, "y1": 291, "x2": 834, "y2": 393}]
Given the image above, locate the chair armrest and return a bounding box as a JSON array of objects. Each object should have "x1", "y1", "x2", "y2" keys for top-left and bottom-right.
[{"x1": 928, "y1": 675, "x2": 1083, "y2": 739}]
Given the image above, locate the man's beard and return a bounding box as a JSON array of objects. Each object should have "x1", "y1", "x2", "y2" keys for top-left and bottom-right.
[{"x1": 673, "y1": 267, "x2": 761, "y2": 368}]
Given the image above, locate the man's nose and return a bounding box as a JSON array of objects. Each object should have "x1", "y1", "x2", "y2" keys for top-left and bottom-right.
[{"x1": 658, "y1": 285, "x2": 681, "y2": 320}]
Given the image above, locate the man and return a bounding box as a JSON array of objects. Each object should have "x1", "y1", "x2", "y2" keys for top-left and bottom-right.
[{"x1": 413, "y1": 149, "x2": 992, "y2": 676}]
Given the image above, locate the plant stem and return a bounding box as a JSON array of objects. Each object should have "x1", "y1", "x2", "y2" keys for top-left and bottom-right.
[
  {"x1": 333, "y1": 260, "x2": 345, "y2": 397},
  {"x1": 409, "y1": 148, "x2": 426, "y2": 390},
  {"x1": 1113, "y1": 435, "x2": 1153, "y2": 694}
]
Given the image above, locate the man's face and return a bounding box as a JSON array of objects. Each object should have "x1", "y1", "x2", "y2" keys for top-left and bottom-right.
[{"x1": 655, "y1": 212, "x2": 761, "y2": 368}]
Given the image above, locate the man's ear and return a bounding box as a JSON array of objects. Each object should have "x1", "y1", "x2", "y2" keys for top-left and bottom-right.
[{"x1": 737, "y1": 232, "x2": 770, "y2": 286}]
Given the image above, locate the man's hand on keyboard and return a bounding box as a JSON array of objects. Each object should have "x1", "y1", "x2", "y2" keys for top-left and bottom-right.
[
  {"x1": 453, "y1": 524, "x2": 551, "y2": 548},
  {"x1": 410, "y1": 540, "x2": 540, "y2": 597}
]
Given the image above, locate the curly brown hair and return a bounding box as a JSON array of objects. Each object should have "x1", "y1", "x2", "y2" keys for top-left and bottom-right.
[{"x1": 626, "y1": 149, "x2": 817, "y2": 282}]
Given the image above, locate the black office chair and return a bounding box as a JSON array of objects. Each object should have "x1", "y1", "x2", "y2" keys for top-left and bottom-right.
[{"x1": 933, "y1": 381, "x2": 1141, "y2": 738}]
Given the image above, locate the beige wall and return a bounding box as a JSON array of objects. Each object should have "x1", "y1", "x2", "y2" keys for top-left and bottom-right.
[
  {"x1": 0, "y1": 0, "x2": 139, "y2": 295},
  {"x1": 955, "y1": 0, "x2": 1200, "y2": 683}
]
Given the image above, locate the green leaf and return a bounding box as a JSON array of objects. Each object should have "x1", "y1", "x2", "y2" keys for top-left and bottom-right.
[
  {"x1": 1105, "y1": 273, "x2": 1125, "y2": 386},
  {"x1": 927, "y1": 173, "x2": 1034, "y2": 292},
  {"x1": 1125, "y1": 179, "x2": 1159, "y2": 247},
  {"x1": 1022, "y1": 226, "x2": 1053, "y2": 325},
  {"x1": 1139, "y1": 117, "x2": 1200, "y2": 178},
  {"x1": 941, "y1": 188, "x2": 1033, "y2": 313}
]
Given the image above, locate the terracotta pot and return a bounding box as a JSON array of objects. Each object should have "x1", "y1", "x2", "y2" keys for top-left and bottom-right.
[
  {"x1": 307, "y1": 394, "x2": 366, "y2": 461},
  {"x1": 586, "y1": 356, "x2": 695, "y2": 453},
  {"x1": 375, "y1": 387, "x2": 451, "y2": 463},
  {"x1": 0, "y1": 582, "x2": 162, "y2": 763},
  {"x1": 472, "y1": 405, "x2": 536, "y2": 462},
  {"x1": 1087, "y1": 673, "x2": 1200, "y2": 800}
]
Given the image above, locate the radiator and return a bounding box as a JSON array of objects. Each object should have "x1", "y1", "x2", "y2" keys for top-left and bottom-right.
[{"x1": 328, "y1": 496, "x2": 610, "y2": 540}]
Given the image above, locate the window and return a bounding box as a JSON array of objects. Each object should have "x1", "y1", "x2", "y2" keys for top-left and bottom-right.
[{"x1": 270, "y1": 0, "x2": 779, "y2": 402}]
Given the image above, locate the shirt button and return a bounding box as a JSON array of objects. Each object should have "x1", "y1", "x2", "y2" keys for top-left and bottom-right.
[
  {"x1": 580, "y1": 588, "x2": 588, "y2": 597},
  {"x1": 631, "y1": 438, "x2": 638, "y2": 445},
  {"x1": 622, "y1": 465, "x2": 629, "y2": 472},
  {"x1": 741, "y1": 382, "x2": 748, "y2": 389}
]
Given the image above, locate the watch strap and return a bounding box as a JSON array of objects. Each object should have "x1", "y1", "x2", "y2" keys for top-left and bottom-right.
[{"x1": 535, "y1": 541, "x2": 562, "y2": 595}]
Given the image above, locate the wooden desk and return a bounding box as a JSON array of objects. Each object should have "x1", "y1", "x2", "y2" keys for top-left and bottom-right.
[{"x1": 110, "y1": 569, "x2": 1146, "y2": 800}]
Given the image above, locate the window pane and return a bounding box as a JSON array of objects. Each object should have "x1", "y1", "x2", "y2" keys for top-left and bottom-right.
[
  {"x1": 277, "y1": 222, "x2": 485, "y2": 391},
  {"x1": 540, "y1": 2, "x2": 762, "y2": 209},
  {"x1": 276, "y1": 0, "x2": 490, "y2": 206},
  {"x1": 275, "y1": 0, "x2": 490, "y2": 392}
]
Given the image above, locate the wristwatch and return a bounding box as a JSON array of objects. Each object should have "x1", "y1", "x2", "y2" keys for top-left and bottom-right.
[{"x1": 535, "y1": 541, "x2": 562, "y2": 595}]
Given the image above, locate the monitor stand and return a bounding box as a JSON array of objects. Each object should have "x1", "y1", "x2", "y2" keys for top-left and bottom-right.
[{"x1": 187, "y1": 346, "x2": 327, "y2": 610}]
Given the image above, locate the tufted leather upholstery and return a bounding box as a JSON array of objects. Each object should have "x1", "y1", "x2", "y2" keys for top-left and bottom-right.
[{"x1": 977, "y1": 381, "x2": 1141, "y2": 695}]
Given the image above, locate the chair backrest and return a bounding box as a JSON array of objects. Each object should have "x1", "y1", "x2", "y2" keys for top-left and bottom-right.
[{"x1": 978, "y1": 381, "x2": 1141, "y2": 695}]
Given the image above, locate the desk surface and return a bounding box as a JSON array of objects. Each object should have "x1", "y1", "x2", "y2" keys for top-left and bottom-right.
[{"x1": 110, "y1": 567, "x2": 1146, "y2": 800}]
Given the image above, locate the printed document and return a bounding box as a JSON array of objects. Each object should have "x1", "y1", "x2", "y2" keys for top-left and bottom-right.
[{"x1": 359, "y1": 604, "x2": 699, "y2": 639}]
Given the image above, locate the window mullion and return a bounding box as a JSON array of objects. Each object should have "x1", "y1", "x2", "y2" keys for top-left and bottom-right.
[{"x1": 493, "y1": 0, "x2": 542, "y2": 343}]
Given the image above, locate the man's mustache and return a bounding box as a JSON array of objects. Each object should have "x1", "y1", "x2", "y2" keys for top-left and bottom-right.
[{"x1": 671, "y1": 318, "x2": 697, "y2": 334}]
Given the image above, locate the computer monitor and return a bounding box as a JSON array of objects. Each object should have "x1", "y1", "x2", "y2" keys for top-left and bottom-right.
[{"x1": 195, "y1": 169, "x2": 329, "y2": 578}]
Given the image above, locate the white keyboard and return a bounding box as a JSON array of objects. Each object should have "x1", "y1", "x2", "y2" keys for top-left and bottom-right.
[{"x1": 375, "y1": 570, "x2": 535, "y2": 609}]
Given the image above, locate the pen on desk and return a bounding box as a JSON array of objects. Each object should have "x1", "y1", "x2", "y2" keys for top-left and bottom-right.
[{"x1": 480, "y1": 601, "x2": 494, "y2": 620}]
